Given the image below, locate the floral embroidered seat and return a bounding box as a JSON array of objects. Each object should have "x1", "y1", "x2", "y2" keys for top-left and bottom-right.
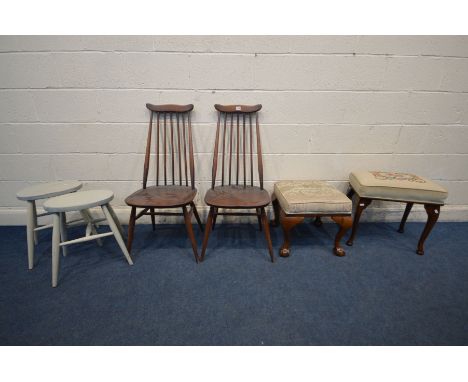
[
  {"x1": 272, "y1": 181, "x2": 353, "y2": 258},
  {"x1": 346, "y1": 170, "x2": 448, "y2": 255},
  {"x1": 349, "y1": 171, "x2": 448, "y2": 205}
]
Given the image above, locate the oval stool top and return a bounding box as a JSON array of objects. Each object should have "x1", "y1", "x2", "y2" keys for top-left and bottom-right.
[
  {"x1": 16, "y1": 180, "x2": 83, "y2": 201},
  {"x1": 43, "y1": 190, "x2": 114, "y2": 213}
]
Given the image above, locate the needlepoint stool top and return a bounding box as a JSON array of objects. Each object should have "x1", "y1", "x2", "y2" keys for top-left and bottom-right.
[
  {"x1": 16, "y1": 180, "x2": 82, "y2": 201},
  {"x1": 349, "y1": 171, "x2": 448, "y2": 205},
  {"x1": 274, "y1": 181, "x2": 352, "y2": 215}
]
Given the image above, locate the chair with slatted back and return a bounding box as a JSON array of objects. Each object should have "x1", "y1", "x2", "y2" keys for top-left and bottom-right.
[
  {"x1": 200, "y1": 104, "x2": 274, "y2": 263},
  {"x1": 125, "y1": 104, "x2": 203, "y2": 263}
]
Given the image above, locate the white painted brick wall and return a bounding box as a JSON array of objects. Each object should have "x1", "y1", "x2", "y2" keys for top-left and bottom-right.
[{"x1": 1, "y1": 36, "x2": 468, "y2": 225}]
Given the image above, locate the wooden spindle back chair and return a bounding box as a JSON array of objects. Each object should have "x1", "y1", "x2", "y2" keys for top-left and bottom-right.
[
  {"x1": 200, "y1": 104, "x2": 274, "y2": 262},
  {"x1": 125, "y1": 104, "x2": 203, "y2": 262}
]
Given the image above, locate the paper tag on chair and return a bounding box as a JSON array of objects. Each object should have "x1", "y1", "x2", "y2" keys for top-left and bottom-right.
[{"x1": 235, "y1": 106, "x2": 241, "y2": 111}]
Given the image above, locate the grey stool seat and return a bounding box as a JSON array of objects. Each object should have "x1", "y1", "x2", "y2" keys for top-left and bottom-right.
[
  {"x1": 16, "y1": 180, "x2": 85, "y2": 270},
  {"x1": 43, "y1": 190, "x2": 114, "y2": 212},
  {"x1": 16, "y1": 180, "x2": 82, "y2": 201},
  {"x1": 43, "y1": 189, "x2": 133, "y2": 287}
]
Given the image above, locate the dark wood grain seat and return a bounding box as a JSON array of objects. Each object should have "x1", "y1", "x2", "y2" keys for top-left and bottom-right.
[
  {"x1": 124, "y1": 104, "x2": 202, "y2": 262},
  {"x1": 205, "y1": 185, "x2": 270, "y2": 208},
  {"x1": 125, "y1": 186, "x2": 197, "y2": 208},
  {"x1": 200, "y1": 104, "x2": 274, "y2": 263}
]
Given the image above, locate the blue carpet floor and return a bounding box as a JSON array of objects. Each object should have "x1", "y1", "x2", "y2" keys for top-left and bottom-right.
[{"x1": 0, "y1": 221, "x2": 467, "y2": 345}]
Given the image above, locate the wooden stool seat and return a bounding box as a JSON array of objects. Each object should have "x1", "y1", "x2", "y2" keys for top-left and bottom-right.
[
  {"x1": 16, "y1": 180, "x2": 85, "y2": 270},
  {"x1": 16, "y1": 180, "x2": 82, "y2": 201},
  {"x1": 346, "y1": 170, "x2": 448, "y2": 255},
  {"x1": 205, "y1": 185, "x2": 270, "y2": 209},
  {"x1": 272, "y1": 181, "x2": 353, "y2": 257},
  {"x1": 43, "y1": 190, "x2": 133, "y2": 287},
  {"x1": 43, "y1": 189, "x2": 114, "y2": 212},
  {"x1": 126, "y1": 185, "x2": 197, "y2": 208}
]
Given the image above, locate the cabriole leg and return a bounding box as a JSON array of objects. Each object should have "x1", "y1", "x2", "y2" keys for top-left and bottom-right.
[
  {"x1": 279, "y1": 209, "x2": 304, "y2": 257},
  {"x1": 416, "y1": 204, "x2": 440, "y2": 256},
  {"x1": 398, "y1": 202, "x2": 414, "y2": 233},
  {"x1": 331, "y1": 215, "x2": 353, "y2": 257},
  {"x1": 346, "y1": 197, "x2": 372, "y2": 246}
]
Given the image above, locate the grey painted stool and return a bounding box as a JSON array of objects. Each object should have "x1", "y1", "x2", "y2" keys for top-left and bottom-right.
[
  {"x1": 43, "y1": 190, "x2": 133, "y2": 287},
  {"x1": 16, "y1": 180, "x2": 86, "y2": 269}
]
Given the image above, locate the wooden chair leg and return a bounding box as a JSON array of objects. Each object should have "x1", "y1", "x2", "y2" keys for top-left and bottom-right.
[
  {"x1": 26, "y1": 200, "x2": 35, "y2": 270},
  {"x1": 346, "y1": 197, "x2": 372, "y2": 246},
  {"x1": 212, "y1": 207, "x2": 218, "y2": 231},
  {"x1": 271, "y1": 197, "x2": 280, "y2": 227},
  {"x1": 200, "y1": 206, "x2": 215, "y2": 262},
  {"x1": 331, "y1": 216, "x2": 353, "y2": 257},
  {"x1": 182, "y1": 205, "x2": 199, "y2": 263},
  {"x1": 279, "y1": 209, "x2": 304, "y2": 257},
  {"x1": 59, "y1": 212, "x2": 68, "y2": 257},
  {"x1": 398, "y1": 202, "x2": 414, "y2": 233},
  {"x1": 416, "y1": 204, "x2": 440, "y2": 256},
  {"x1": 190, "y1": 202, "x2": 203, "y2": 232},
  {"x1": 127, "y1": 206, "x2": 136, "y2": 253},
  {"x1": 260, "y1": 207, "x2": 275, "y2": 263},
  {"x1": 256, "y1": 208, "x2": 263, "y2": 231},
  {"x1": 313, "y1": 216, "x2": 323, "y2": 227},
  {"x1": 150, "y1": 208, "x2": 156, "y2": 231},
  {"x1": 51, "y1": 213, "x2": 61, "y2": 287}
]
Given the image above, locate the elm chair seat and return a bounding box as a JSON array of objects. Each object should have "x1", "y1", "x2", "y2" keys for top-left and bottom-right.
[
  {"x1": 43, "y1": 190, "x2": 114, "y2": 212},
  {"x1": 272, "y1": 181, "x2": 353, "y2": 257},
  {"x1": 126, "y1": 185, "x2": 197, "y2": 208},
  {"x1": 16, "y1": 180, "x2": 84, "y2": 270},
  {"x1": 16, "y1": 180, "x2": 82, "y2": 201},
  {"x1": 346, "y1": 170, "x2": 448, "y2": 255},
  {"x1": 204, "y1": 185, "x2": 270, "y2": 209},
  {"x1": 124, "y1": 103, "x2": 202, "y2": 263},
  {"x1": 43, "y1": 189, "x2": 133, "y2": 287}
]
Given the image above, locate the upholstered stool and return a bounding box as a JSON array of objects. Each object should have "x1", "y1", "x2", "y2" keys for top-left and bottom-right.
[
  {"x1": 346, "y1": 171, "x2": 448, "y2": 255},
  {"x1": 43, "y1": 190, "x2": 133, "y2": 287},
  {"x1": 16, "y1": 180, "x2": 85, "y2": 269},
  {"x1": 272, "y1": 181, "x2": 353, "y2": 257}
]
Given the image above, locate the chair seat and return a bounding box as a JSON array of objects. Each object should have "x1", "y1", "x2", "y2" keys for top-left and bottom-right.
[
  {"x1": 16, "y1": 180, "x2": 82, "y2": 201},
  {"x1": 350, "y1": 171, "x2": 448, "y2": 204},
  {"x1": 43, "y1": 190, "x2": 114, "y2": 213},
  {"x1": 275, "y1": 181, "x2": 352, "y2": 215},
  {"x1": 204, "y1": 185, "x2": 270, "y2": 208},
  {"x1": 125, "y1": 185, "x2": 197, "y2": 208}
]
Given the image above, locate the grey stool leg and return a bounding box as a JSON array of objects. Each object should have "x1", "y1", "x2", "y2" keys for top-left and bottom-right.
[
  {"x1": 106, "y1": 203, "x2": 124, "y2": 237},
  {"x1": 80, "y1": 209, "x2": 103, "y2": 247},
  {"x1": 26, "y1": 201, "x2": 36, "y2": 270},
  {"x1": 51, "y1": 213, "x2": 61, "y2": 287},
  {"x1": 102, "y1": 204, "x2": 133, "y2": 265},
  {"x1": 59, "y1": 212, "x2": 68, "y2": 257}
]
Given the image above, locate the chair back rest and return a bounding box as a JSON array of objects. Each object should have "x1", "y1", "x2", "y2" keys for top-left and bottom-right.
[
  {"x1": 210, "y1": 104, "x2": 264, "y2": 190},
  {"x1": 143, "y1": 104, "x2": 195, "y2": 189}
]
